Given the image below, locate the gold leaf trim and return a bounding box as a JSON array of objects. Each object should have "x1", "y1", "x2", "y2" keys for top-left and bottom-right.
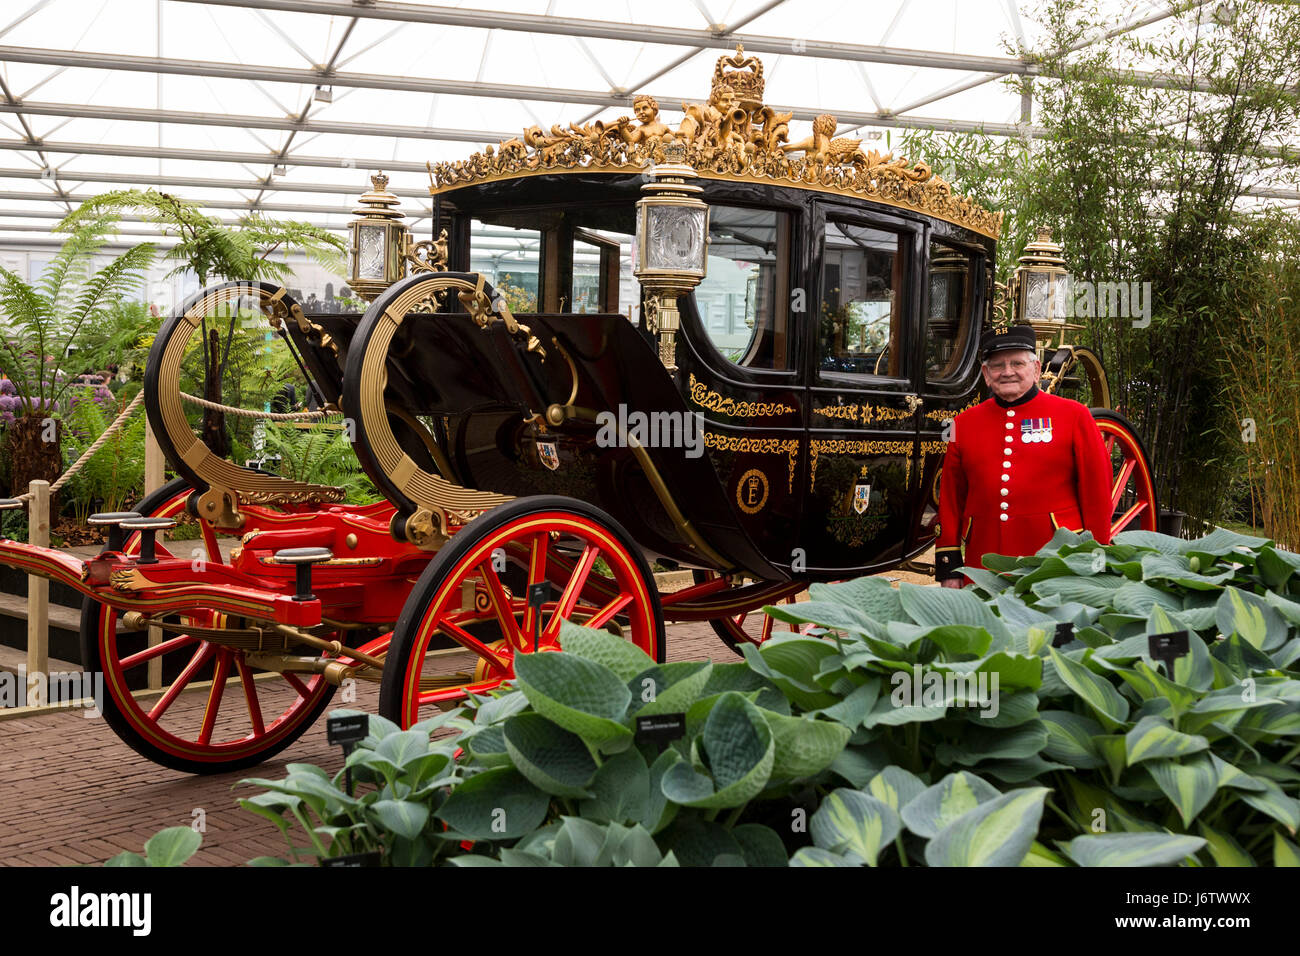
[{"x1": 429, "y1": 46, "x2": 1001, "y2": 240}]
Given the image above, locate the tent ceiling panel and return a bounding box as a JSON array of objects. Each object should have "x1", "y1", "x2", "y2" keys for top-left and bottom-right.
[{"x1": 0, "y1": 0, "x2": 1291, "y2": 232}]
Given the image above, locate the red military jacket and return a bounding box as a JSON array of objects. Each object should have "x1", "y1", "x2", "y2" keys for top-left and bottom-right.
[{"x1": 935, "y1": 386, "x2": 1112, "y2": 581}]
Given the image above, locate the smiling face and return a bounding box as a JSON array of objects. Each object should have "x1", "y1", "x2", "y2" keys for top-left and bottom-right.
[
  {"x1": 633, "y1": 97, "x2": 657, "y2": 124},
  {"x1": 981, "y1": 347, "x2": 1040, "y2": 402}
]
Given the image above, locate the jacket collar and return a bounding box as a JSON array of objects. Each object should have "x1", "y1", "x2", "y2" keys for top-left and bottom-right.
[{"x1": 993, "y1": 384, "x2": 1040, "y2": 409}]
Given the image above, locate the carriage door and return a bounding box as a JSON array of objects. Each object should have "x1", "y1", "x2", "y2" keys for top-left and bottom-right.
[{"x1": 803, "y1": 206, "x2": 924, "y2": 574}]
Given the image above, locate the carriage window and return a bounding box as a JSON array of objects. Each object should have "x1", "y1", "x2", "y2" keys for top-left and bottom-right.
[
  {"x1": 693, "y1": 206, "x2": 790, "y2": 370},
  {"x1": 470, "y1": 219, "x2": 540, "y2": 312},
  {"x1": 926, "y1": 241, "x2": 975, "y2": 381},
  {"x1": 819, "y1": 221, "x2": 906, "y2": 381}
]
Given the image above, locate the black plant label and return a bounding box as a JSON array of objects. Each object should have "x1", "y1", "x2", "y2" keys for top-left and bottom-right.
[
  {"x1": 326, "y1": 713, "x2": 369, "y2": 746},
  {"x1": 635, "y1": 713, "x2": 686, "y2": 748}
]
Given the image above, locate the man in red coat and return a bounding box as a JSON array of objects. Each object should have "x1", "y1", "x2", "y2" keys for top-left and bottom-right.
[{"x1": 936, "y1": 325, "x2": 1113, "y2": 587}]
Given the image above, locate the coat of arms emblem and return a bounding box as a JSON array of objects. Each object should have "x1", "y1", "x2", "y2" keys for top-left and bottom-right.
[
  {"x1": 538, "y1": 440, "x2": 560, "y2": 471},
  {"x1": 853, "y1": 469, "x2": 871, "y2": 515}
]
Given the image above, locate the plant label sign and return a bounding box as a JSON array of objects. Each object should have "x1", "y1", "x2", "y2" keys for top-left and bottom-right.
[
  {"x1": 326, "y1": 713, "x2": 369, "y2": 747},
  {"x1": 1148, "y1": 630, "x2": 1190, "y2": 671},
  {"x1": 321, "y1": 850, "x2": 383, "y2": 868},
  {"x1": 527, "y1": 582, "x2": 552, "y2": 608},
  {"x1": 635, "y1": 713, "x2": 686, "y2": 749}
]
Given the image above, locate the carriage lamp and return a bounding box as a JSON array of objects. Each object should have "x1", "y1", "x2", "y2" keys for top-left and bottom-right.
[
  {"x1": 634, "y1": 142, "x2": 710, "y2": 371},
  {"x1": 1012, "y1": 227, "x2": 1079, "y2": 353},
  {"x1": 349, "y1": 172, "x2": 450, "y2": 303},
  {"x1": 349, "y1": 172, "x2": 410, "y2": 302}
]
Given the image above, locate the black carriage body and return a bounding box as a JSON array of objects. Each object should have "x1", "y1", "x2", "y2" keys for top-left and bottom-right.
[{"x1": 362, "y1": 171, "x2": 994, "y2": 582}]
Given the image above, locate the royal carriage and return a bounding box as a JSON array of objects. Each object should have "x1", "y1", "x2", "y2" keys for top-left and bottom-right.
[{"x1": 0, "y1": 47, "x2": 1157, "y2": 772}]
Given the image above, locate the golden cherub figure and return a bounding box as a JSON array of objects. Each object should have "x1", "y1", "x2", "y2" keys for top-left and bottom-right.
[
  {"x1": 781, "y1": 113, "x2": 869, "y2": 166},
  {"x1": 611, "y1": 94, "x2": 671, "y2": 145}
]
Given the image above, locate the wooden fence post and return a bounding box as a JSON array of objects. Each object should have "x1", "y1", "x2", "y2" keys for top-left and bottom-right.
[{"x1": 25, "y1": 479, "x2": 49, "y2": 707}]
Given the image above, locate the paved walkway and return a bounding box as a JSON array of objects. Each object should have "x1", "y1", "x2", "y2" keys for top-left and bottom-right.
[{"x1": 0, "y1": 620, "x2": 738, "y2": 867}]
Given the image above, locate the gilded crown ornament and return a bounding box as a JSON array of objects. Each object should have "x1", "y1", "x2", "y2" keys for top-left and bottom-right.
[{"x1": 429, "y1": 45, "x2": 1002, "y2": 240}]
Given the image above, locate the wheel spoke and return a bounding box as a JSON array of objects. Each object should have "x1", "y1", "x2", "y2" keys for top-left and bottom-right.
[
  {"x1": 582, "y1": 592, "x2": 633, "y2": 629},
  {"x1": 234, "y1": 653, "x2": 266, "y2": 737},
  {"x1": 476, "y1": 560, "x2": 526, "y2": 649},
  {"x1": 546, "y1": 545, "x2": 599, "y2": 639},
  {"x1": 282, "y1": 671, "x2": 312, "y2": 699},
  {"x1": 1110, "y1": 458, "x2": 1137, "y2": 509},
  {"x1": 148, "y1": 641, "x2": 215, "y2": 721},
  {"x1": 197, "y1": 650, "x2": 232, "y2": 745},
  {"x1": 1112, "y1": 500, "x2": 1149, "y2": 534},
  {"x1": 119, "y1": 633, "x2": 198, "y2": 671},
  {"x1": 521, "y1": 532, "x2": 547, "y2": 640},
  {"x1": 418, "y1": 677, "x2": 505, "y2": 707},
  {"x1": 436, "y1": 615, "x2": 512, "y2": 674}
]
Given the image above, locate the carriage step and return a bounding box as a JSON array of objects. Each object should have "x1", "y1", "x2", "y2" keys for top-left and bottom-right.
[{"x1": 0, "y1": 591, "x2": 107, "y2": 667}]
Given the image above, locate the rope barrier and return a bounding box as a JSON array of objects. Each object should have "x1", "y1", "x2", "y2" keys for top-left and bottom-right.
[
  {"x1": 178, "y1": 390, "x2": 337, "y2": 421},
  {"x1": 8, "y1": 389, "x2": 335, "y2": 507},
  {"x1": 13, "y1": 390, "x2": 146, "y2": 502}
]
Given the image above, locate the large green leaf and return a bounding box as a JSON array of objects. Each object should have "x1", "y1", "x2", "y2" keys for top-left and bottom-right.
[
  {"x1": 369, "y1": 800, "x2": 430, "y2": 841},
  {"x1": 810, "y1": 789, "x2": 900, "y2": 866},
  {"x1": 761, "y1": 600, "x2": 881, "y2": 639},
  {"x1": 809, "y1": 681, "x2": 880, "y2": 730},
  {"x1": 1061, "y1": 832, "x2": 1205, "y2": 867},
  {"x1": 731, "y1": 824, "x2": 790, "y2": 867},
  {"x1": 898, "y1": 583, "x2": 1011, "y2": 644},
  {"x1": 1238, "y1": 777, "x2": 1300, "y2": 829},
  {"x1": 503, "y1": 713, "x2": 598, "y2": 798},
  {"x1": 1040, "y1": 710, "x2": 1106, "y2": 769},
  {"x1": 1146, "y1": 755, "x2": 1220, "y2": 827},
  {"x1": 745, "y1": 640, "x2": 841, "y2": 710},
  {"x1": 936, "y1": 721, "x2": 1049, "y2": 767},
  {"x1": 764, "y1": 711, "x2": 851, "y2": 779},
  {"x1": 143, "y1": 827, "x2": 202, "y2": 867},
  {"x1": 865, "y1": 766, "x2": 927, "y2": 812},
  {"x1": 1216, "y1": 587, "x2": 1288, "y2": 651},
  {"x1": 789, "y1": 847, "x2": 857, "y2": 867},
  {"x1": 809, "y1": 577, "x2": 906, "y2": 622},
  {"x1": 1031, "y1": 574, "x2": 1125, "y2": 607},
  {"x1": 513, "y1": 651, "x2": 633, "y2": 752},
  {"x1": 1275, "y1": 833, "x2": 1300, "y2": 867},
  {"x1": 1111, "y1": 529, "x2": 1186, "y2": 554},
  {"x1": 630, "y1": 662, "x2": 713, "y2": 718},
  {"x1": 435, "y1": 767, "x2": 551, "y2": 841},
  {"x1": 659, "y1": 693, "x2": 774, "y2": 809},
  {"x1": 580, "y1": 748, "x2": 650, "y2": 826},
  {"x1": 924, "y1": 787, "x2": 1049, "y2": 867},
  {"x1": 1112, "y1": 581, "x2": 1183, "y2": 616},
  {"x1": 1124, "y1": 716, "x2": 1210, "y2": 766},
  {"x1": 558, "y1": 620, "x2": 657, "y2": 681},
  {"x1": 1196, "y1": 821, "x2": 1255, "y2": 867},
  {"x1": 1184, "y1": 527, "x2": 1271, "y2": 556},
  {"x1": 1047, "y1": 648, "x2": 1130, "y2": 730},
  {"x1": 900, "y1": 771, "x2": 1001, "y2": 839}
]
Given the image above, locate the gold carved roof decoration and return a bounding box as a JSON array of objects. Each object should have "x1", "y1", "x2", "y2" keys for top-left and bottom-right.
[{"x1": 428, "y1": 45, "x2": 1002, "y2": 241}]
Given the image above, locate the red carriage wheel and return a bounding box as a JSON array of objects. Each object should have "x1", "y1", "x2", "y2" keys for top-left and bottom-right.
[
  {"x1": 1090, "y1": 409, "x2": 1160, "y2": 536},
  {"x1": 689, "y1": 570, "x2": 807, "y2": 655},
  {"x1": 378, "y1": 496, "x2": 664, "y2": 728},
  {"x1": 79, "y1": 477, "x2": 337, "y2": 774}
]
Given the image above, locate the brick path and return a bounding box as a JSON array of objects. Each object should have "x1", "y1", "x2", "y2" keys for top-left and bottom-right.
[{"x1": 0, "y1": 619, "x2": 735, "y2": 867}]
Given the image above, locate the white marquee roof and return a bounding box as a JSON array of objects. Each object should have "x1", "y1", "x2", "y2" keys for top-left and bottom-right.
[{"x1": 0, "y1": 0, "x2": 1294, "y2": 248}]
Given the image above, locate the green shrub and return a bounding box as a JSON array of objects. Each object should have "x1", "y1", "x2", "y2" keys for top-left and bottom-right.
[{"x1": 226, "y1": 528, "x2": 1300, "y2": 867}]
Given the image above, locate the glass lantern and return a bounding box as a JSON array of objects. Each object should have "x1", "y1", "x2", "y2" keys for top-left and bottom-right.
[
  {"x1": 349, "y1": 172, "x2": 410, "y2": 302},
  {"x1": 1013, "y1": 228, "x2": 1079, "y2": 353},
  {"x1": 634, "y1": 143, "x2": 710, "y2": 371}
]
